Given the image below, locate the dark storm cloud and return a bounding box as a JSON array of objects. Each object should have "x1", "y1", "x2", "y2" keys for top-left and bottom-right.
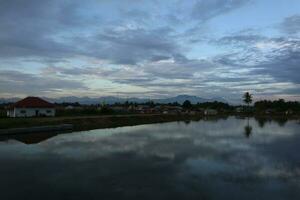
[
  {"x1": 279, "y1": 15, "x2": 300, "y2": 34},
  {"x1": 0, "y1": 70, "x2": 86, "y2": 95},
  {"x1": 191, "y1": 0, "x2": 251, "y2": 21}
]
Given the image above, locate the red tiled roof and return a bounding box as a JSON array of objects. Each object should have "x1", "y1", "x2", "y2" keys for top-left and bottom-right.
[{"x1": 11, "y1": 97, "x2": 54, "y2": 108}]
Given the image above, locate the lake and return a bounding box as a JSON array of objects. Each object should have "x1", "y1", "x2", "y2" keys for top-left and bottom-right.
[{"x1": 0, "y1": 117, "x2": 300, "y2": 200}]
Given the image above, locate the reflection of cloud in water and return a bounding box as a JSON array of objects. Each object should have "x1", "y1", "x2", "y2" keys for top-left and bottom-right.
[
  {"x1": 257, "y1": 166, "x2": 300, "y2": 179},
  {"x1": 0, "y1": 117, "x2": 300, "y2": 199},
  {"x1": 10, "y1": 117, "x2": 297, "y2": 162}
]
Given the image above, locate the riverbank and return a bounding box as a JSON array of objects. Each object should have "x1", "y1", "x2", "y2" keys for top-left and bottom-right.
[
  {"x1": 1, "y1": 113, "x2": 299, "y2": 135},
  {"x1": 0, "y1": 114, "x2": 207, "y2": 133}
]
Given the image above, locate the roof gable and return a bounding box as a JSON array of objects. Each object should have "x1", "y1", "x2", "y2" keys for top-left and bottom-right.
[{"x1": 12, "y1": 97, "x2": 54, "y2": 108}]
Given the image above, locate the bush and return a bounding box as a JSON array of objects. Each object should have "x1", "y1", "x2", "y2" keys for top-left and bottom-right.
[{"x1": 0, "y1": 109, "x2": 6, "y2": 118}]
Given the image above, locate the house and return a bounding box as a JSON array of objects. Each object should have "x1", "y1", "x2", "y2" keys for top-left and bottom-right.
[
  {"x1": 136, "y1": 105, "x2": 153, "y2": 113},
  {"x1": 65, "y1": 105, "x2": 75, "y2": 110},
  {"x1": 285, "y1": 109, "x2": 293, "y2": 115},
  {"x1": 161, "y1": 105, "x2": 183, "y2": 114},
  {"x1": 265, "y1": 109, "x2": 275, "y2": 115},
  {"x1": 7, "y1": 97, "x2": 55, "y2": 117},
  {"x1": 110, "y1": 106, "x2": 128, "y2": 113},
  {"x1": 204, "y1": 109, "x2": 218, "y2": 115},
  {"x1": 235, "y1": 107, "x2": 244, "y2": 113}
]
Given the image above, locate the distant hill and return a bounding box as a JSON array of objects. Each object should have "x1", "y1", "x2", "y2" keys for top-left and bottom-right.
[
  {"x1": 0, "y1": 95, "x2": 227, "y2": 105},
  {"x1": 154, "y1": 95, "x2": 227, "y2": 104},
  {"x1": 0, "y1": 98, "x2": 21, "y2": 104}
]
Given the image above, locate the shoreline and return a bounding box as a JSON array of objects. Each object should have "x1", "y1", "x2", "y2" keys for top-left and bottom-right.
[
  {"x1": 0, "y1": 114, "x2": 206, "y2": 134},
  {"x1": 0, "y1": 114, "x2": 299, "y2": 135}
]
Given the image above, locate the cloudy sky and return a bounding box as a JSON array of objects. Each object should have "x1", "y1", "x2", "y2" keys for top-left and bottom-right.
[{"x1": 0, "y1": 0, "x2": 300, "y2": 101}]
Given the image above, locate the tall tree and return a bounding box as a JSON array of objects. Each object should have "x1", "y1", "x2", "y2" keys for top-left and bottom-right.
[
  {"x1": 243, "y1": 92, "x2": 253, "y2": 138},
  {"x1": 182, "y1": 100, "x2": 192, "y2": 109},
  {"x1": 243, "y1": 92, "x2": 253, "y2": 107}
]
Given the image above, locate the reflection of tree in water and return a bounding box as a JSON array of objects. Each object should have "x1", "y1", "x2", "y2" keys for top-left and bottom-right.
[
  {"x1": 0, "y1": 132, "x2": 57, "y2": 144},
  {"x1": 255, "y1": 117, "x2": 268, "y2": 128},
  {"x1": 244, "y1": 125, "x2": 252, "y2": 138},
  {"x1": 254, "y1": 117, "x2": 288, "y2": 127},
  {"x1": 203, "y1": 116, "x2": 229, "y2": 122},
  {"x1": 274, "y1": 118, "x2": 288, "y2": 127},
  {"x1": 184, "y1": 120, "x2": 191, "y2": 125},
  {"x1": 244, "y1": 117, "x2": 253, "y2": 138}
]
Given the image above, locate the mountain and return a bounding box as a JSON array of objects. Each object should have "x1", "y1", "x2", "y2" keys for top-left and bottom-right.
[
  {"x1": 49, "y1": 95, "x2": 227, "y2": 105},
  {"x1": 0, "y1": 95, "x2": 227, "y2": 105},
  {"x1": 0, "y1": 97, "x2": 21, "y2": 104},
  {"x1": 155, "y1": 95, "x2": 209, "y2": 104},
  {"x1": 45, "y1": 96, "x2": 151, "y2": 105}
]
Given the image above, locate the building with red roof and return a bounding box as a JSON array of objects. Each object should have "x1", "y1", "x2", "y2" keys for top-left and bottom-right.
[{"x1": 7, "y1": 97, "x2": 55, "y2": 117}]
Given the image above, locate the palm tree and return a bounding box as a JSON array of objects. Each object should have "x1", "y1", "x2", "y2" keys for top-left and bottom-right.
[
  {"x1": 243, "y1": 92, "x2": 253, "y2": 112},
  {"x1": 244, "y1": 125, "x2": 252, "y2": 138},
  {"x1": 243, "y1": 92, "x2": 253, "y2": 107},
  {"x1": 243, "y1": 92, "x2": 253, "y2": 138},
  {"x1": 182, "y1": 100, "x2": 192, "y2": 110}
]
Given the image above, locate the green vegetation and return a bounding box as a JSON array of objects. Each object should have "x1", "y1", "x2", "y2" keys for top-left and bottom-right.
[
  {"x1": 0, "y1": 103, "x2": 9, "y2": 118},
  {"x1": 0, "y1": 114, "x2": 207, "y2": 132},
  {"x1": 196, "y1": 101, "x2": 233, "y2": 111},
  {"x1": 182, "y1": 100, "x2": 192, "y2": 109},
  {"x1": 254, "y1": 99, "x2": 300, "y2": 113},
  {"x1": 243, "y1": 92, "x2": 253, "y2": 106},
  {"x1": 1, "y1": 94, "x2": 299, "y2": 133}
]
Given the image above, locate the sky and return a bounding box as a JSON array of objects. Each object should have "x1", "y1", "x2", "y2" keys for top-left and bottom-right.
[{"x1": 0, "y1": 0, "x2": 300, "y2": 102}]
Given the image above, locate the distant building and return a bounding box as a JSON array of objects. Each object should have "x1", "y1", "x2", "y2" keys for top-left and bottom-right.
[
  {"x1": 265, "y1": 109, "x2": 274, "y2": 115},
  {"x1": 111, "y1": 106, "x2": 128, "y2": 113},
  {"x1": 204, "y1": 109, "x2": 218, "y2": 115},
  {"x1": 285, "y1": 109, "x2": 293, "y2": 115},
  {"x1": 65, "y1": 105, "x2": 75, "y2": 110},
  {"x1": 7, "y1": 97, "x2": 55, "y2": 117},
  {"x1": 160, "y1": 106, "x2": 183, "y2": 114},
  {"x1": 136, "y1": 105, "x2": 152, "y2": 113},
  {"x1": 235, "y1": 107, "x2": 244, "y2": 113}
]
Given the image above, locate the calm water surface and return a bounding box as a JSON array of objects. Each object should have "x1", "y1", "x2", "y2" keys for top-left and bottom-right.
[{"x1": 0, "y1": 117, "x2": 300, "y2": 200}]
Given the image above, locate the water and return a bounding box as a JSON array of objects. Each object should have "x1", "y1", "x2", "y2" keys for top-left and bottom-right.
[{"x1": 0, "y1": 117, "x2": 300, "y2": 200}]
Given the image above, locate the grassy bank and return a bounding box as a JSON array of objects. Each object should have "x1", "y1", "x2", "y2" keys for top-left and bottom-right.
[
  {"x1": 1, "y1": 114, "x2": 299, "y2": 134},
  {"x1": 0, "y1": 114, "x2": 208, "y2": 132}
]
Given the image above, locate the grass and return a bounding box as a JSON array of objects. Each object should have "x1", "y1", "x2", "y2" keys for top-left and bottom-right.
[
  {"x1": 1, "y1": 113, "x2": 299, "y2": 134},
  {"x1": 0, "y1": 114, "x2": 207, "y2": 132}
]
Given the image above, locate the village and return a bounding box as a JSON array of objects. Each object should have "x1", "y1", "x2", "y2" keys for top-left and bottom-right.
[
  {"x1": 3, "y1": 96, "x2": 221, "y2": 118},
  {"x1": 1, "y1": 96, "x2": 299, "y2": 119}
]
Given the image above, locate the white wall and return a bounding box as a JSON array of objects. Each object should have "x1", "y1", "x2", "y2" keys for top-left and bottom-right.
[
  {"x1": 204, "y1": 109, "x2": 218, "y2": 115},
  {"x1": 9, "y1": 108, "x2": 55, "y2": 117},
  {"x1": 7, "y1": 110, "x2": 14, "y2": 117}
]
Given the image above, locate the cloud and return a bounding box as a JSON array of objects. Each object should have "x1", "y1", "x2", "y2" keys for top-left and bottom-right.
[
  {"x1": 216, "y1": 34, "x2": 266, "y2": 46},
  {"x1": 0, "y1": 0, "x2": 97, "y2": 59},
  {"x1": 44, "y1": 57, "x2": 256, "y2": 99},
  {"x1": 0, "y1": 0, "x2": 299, "y2": 100},
  {"x1": 251, "y1": 49, "x2": 300, "y2": 84},
  {"x1": 0, "y1": 0, "x2": 182, "y2": 65},
  {"x1": 215, "y1": 31, "x2": 300, "y2": 86},
  {"x1": 279, "y1": 15, "x2": 300, "y2": 34},
  {"x1": 89, "y1": 27, "x2": 179, "y2": 65},
  {"x1": 0, "y1": 70, "x2": 86, "y2": 96},
  {"x1": 191, "y1": 0, "x2": 251, "y2": 21}
]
